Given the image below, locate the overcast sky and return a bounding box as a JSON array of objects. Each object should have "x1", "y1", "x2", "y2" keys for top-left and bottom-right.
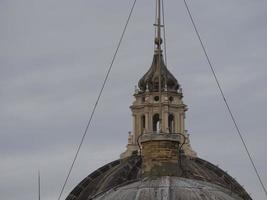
[{"x1": 0, "y1": 0, "x2": 267, "y2": 200}]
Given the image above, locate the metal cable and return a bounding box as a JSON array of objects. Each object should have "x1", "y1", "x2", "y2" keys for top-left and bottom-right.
[
  {"x1": 57, "y1": 1, "x2": 137, "y2": 199},
  {"x1": 162, "y1": 0, "x2": 168, "y2": 67},
  {"x1": 182, "y1": 0, "x2": 267, "y2": 197},
  {"x1": 38, "y1": 171, "x2": 41, "y2": 200}
]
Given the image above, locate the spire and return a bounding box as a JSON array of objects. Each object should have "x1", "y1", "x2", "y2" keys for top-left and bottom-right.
[
  {"x1": 122, "y1": 0, "x2": 196, "y2": 160},
  {"x1": 138, "y1": 0, "x2": 179, "y2": 93}
]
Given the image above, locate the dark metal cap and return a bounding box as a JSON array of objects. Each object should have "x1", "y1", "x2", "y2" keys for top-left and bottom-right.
[{"x1": 138, "y1": 53, "x2": 179, "y2": 92}]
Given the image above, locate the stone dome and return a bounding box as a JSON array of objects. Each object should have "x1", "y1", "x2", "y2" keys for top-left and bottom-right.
[
  {"x1": 66, "y1": 155, "x2": 252, "y2": 200},
  {"x1": 91, "y1": 177, "x2": 244, "y2": 200}
]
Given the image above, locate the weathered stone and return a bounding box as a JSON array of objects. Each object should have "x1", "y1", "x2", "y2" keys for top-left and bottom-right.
[{"x1": 140, "y1": 133, "x2": 181, "y2": 177}]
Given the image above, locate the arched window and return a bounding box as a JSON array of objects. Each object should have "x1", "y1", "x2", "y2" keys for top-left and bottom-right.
[
  {"x1": 141, "y1": 115, "x2": 146, "y2": 133},
  {"x1": 153, "y1": 114, "x2": 160, "y2": 133},
  {"x1": 168, "y1": 114, "x2": 175, "y2": 133}
]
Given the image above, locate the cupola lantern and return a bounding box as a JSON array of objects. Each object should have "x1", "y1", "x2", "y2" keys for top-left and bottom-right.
[{"x1": 121, "y1": 0, "x2": 196, "y2": 159}]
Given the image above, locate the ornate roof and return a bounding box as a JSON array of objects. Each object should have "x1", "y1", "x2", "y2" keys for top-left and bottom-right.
[
  {"x1": 138, "y1": 52, "x2": 179, "y2": 92},
  {"x1": 66, "y1": 155, "x2": 252, "y2": 200}
]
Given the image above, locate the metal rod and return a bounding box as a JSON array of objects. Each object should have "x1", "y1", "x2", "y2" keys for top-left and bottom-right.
[
  {"x1": 157, "y1": 0, "x2": 161, "y2": 48},
  {"x1": 157, "y1": 0, "x2": 163, "y2": 132}
]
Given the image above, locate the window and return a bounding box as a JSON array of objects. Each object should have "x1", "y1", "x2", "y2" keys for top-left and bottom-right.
[
  {"x1": 141, "y1": 115, "x2": 145, "y2": 133},
  {"x1": 168, "y1": 114, "x2": 175, "y2": 133},
  {"x1": 142, "y1": 97, "x2": 146, "y2": 102},
  {"x1": 153, "y1": 114, "x2": 160, "y2": 133}
]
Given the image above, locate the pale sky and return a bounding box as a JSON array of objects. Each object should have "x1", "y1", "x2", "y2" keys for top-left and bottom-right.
[{"x1": 0, "y1": 0, "x2": 267, "y2": 200}]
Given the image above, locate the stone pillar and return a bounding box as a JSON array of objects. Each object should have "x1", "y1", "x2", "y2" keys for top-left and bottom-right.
[
  {"x1": 148, "y1": 110, "x2": 152, "y2": 133},
  {"x1": 180, "y1": 113, "x2": 185, "y2": 134},
  {"x1": 163, "y1": 111, "x2": 168, "y2": 133},
  {"x1": 145, "y1": 112, "x2": 149, "y2": 133},
  {"x1": 132, "y1": 115, "x2": 137, "y2": 144},
  {"x1": 175, "y1": 113, "x2": 180, "y2": 133}
]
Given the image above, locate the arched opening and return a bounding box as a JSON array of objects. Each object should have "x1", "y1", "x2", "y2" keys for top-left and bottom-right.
[
  {"x1": 153, "y1": 114, "x2": 160, "y2": 133},
  {"x1": 168, "y1": 114, "x2": 175, "y2": 133},
  {"x1": 141, "y1": 115, "x2": 146, "y2": 133}
]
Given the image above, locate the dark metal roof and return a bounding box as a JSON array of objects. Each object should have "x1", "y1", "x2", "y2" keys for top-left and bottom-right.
[
  {"x1": 66, "y1": 155, "x2": 252, "y2": 200},
  {"x1": 138, "y1": 53, "x2": 179, "y2": 92}
]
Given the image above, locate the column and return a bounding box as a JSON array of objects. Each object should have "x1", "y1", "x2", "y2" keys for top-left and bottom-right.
[
  {"x1": 132, "y1": 114, "x2": 136, "y2": 144},
  {"x1": 145, "y1": 112, "x2": 149, "y2": 133}
]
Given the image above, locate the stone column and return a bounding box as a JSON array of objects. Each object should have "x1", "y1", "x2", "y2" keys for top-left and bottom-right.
[
  {"x1": 132, "y1": 114, "x2": 137, "y2": 144},
  {"x1": 175, "y1": 113, "x2": 180, "y2": 133},
  {"x1": 145, "y1": 112, "x2": 149, "y2": 133},
  {"x1": 148, "y1": 108, "x2": 153, "y2": 133},
  {"x1": 180, "y1": 113, "x2": 185, "y2": 134},
  {"x1": 163, "y1": 111, "x2": 168, "y2": 133}
]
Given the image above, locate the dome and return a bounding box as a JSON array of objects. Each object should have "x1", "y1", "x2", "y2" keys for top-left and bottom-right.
[
  {"x1": 66, "y1": 155, "x2": 252, "y2": 200},
  {"x1": 65, "y1": 2, "x2": 253, "y2": 199},
  {"x1": 91, "y1": 177, "x2": 243, "y2": 200},
  {"x1": 138, "y1": 53, "x2": 179, "y2": 92}
]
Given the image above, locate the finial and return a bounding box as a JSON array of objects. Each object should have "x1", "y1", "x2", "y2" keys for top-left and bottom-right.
[
  {"x1": 179, "y1": 87, "x2": 183, "y2": 93},
  {"x1": 146, "y1": 83, "x2": 149, "y2": 92},
  {"x1": 164, "y1": 82, "x2": 167, "y2": 91},
  {"x1": 134, "y1": 85, "x2": 139, "y2": 94}
]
